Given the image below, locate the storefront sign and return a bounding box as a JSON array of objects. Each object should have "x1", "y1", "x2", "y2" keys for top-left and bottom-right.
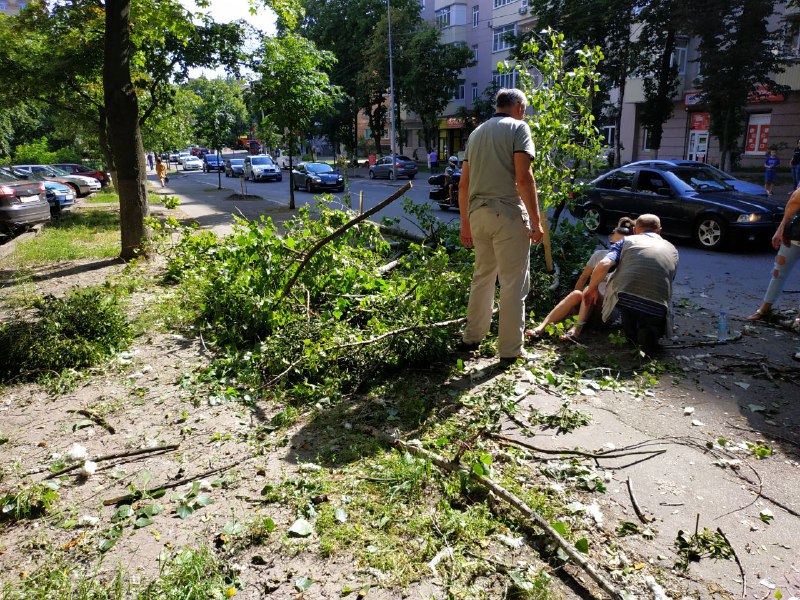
[
  {"x1": 748, "y1": 85, "x2": 785, "y2": 104},
  {"x1": 745, "y1": 124, "x2": 758, "y2": 153},
  {"x1": 758, "y1": 125, "x2": 771, "y2": 152},
  {"x1": 689, "y1": 112, "x2": 710, "y2": 131},
  {"x1": 684, "y1": 90, "x2": 704, "y2": 107}
]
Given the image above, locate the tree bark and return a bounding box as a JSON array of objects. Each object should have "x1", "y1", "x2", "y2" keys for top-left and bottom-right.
[{"x1": 103, "y1": 0, "x2": 149, "y2": 260}]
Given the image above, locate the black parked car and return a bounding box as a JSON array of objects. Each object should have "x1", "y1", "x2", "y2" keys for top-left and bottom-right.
[
  {"x1": 292, "y1": 162, "x2": 344, "y2": 193},
  {"x1": 572, "y1": 165, "x2": 785, "y2": 250},
  {"x1": 203, "y1": 154, "x2": 224, "y2": 172}
]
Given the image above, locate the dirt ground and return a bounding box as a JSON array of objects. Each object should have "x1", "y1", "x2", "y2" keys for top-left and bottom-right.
[{"x1": 1, "y1": 240, "x2": 799, "y2": 599}]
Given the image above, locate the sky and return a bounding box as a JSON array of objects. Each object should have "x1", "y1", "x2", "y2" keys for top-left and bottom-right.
[{"x1": 182, "y1": 0, "x2": 277, "y2": 78}]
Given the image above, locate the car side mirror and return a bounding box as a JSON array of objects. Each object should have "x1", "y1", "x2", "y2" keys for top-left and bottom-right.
[{"x1": 657, "y1": 187, "x2": 672, "y2": 197}]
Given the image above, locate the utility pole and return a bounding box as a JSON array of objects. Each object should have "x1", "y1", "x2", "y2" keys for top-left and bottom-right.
[{"x1": 387, "y1": 0, "x2": 397, "y2": 177}]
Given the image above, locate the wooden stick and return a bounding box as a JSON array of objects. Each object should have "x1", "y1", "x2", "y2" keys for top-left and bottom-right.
[
  {"x1": 102, "y1": 456, "x2": 248, "y2": 506},
  {"x1": 662, "y1": 331, "x2": 742, "y2": 349},
  {"x1": 491, "y1": 433, "x2": 666, "y2": 461},
  {"x1": 45, "y1": 444, "x2": 180, "y2": 480},
  {"x1": 281, "y1": 182, "x2": 412, "y2": 297},
  {"x1": 716, "y1": 527, "x2": 746, "y2": 599},
  {"x1": 359, "y1": 425, "x2": 624, "y2": 600},
  {"x1": 626, "y1": 477, "x2": 651, "y2": 524}
]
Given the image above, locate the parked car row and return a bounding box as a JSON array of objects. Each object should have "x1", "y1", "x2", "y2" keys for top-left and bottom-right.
[
  {"x1": 13, "y1": 164, "x2": 101, "y2": 196},
  {"x1": 0, "y1": 169, "x2": 52, "y2": 235}
]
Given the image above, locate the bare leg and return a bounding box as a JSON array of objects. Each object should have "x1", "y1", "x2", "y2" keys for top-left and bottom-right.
[
  {"x1": 528, "y1": 290, "x2": 583, "y2": 336},
  {"x1": 561, "y1": 294, "x2": 598, "y2": 339}
]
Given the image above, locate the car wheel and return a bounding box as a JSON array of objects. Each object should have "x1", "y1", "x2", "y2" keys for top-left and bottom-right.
[
  {"x1": 389, "y1": 170, "x2": 396, "y2": 181},
  {"x1": 694, "y1": 215, "x2": 727, "y2": 250},
  {"x1": 582, "y1": 205, "x2": 604, "y2": 233},
  {"x1": 369, "y1": 170, "x2": 376, "y2": 180},
  {"x1": 306, "y1": 180, "x2": 313, "y2": 193},
  {"x1": 67, "y1": 183, "x2": 81, "y2": 196}
]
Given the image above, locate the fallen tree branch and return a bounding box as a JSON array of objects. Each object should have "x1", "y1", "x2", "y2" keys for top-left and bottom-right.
[
  {"x1": 102, "y1": 456, "x2": 249, "y2": 506},
  {"x1": 626, "y1": 477, "x2": 651, "y2": 524},
  {"x1": 281, "y1": 182, "x2": 412, "y2": 297},
  {"x1": 662, "y1": 331, "x2": 743, "y2": 349},
  {"x1": 359, "y1": 425, "x2": 624, "y2": 600},
  {"x1": 67, "y1": 409, "x2": 116, "y2": 434},
  {"x1": 716, "y1": 527, "x2": 746, "y2": 600},
  {"x1": 45, "y1": 444, "x2": 180, "y2": 480},
  {"x1": 490, "y1": 433, "x2": 666, "y2": 461},
  {"x1": 331, "y1": 316, "x2": 467, "y2": 351}
]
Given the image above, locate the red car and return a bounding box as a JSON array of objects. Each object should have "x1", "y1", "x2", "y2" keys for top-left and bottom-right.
[{"x1": 52, "y1": 163, "x2": 111, "y2": 188}]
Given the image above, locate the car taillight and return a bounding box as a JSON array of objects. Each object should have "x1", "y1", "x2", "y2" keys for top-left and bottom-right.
[
  {"x1": 38, "y1": 183, "x2": 45, "y2": 192},
  {"x1": 1, "y1": 185, "x2": 15, "y2": 197}
]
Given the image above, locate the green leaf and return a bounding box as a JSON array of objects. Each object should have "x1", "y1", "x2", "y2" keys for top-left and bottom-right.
[
  {"x1": 72, "y1": 419, "x2": 94, "y2": 431},
  {"x1": 112, "y1": 504, "x2": 133, "y2": 522},
  {"x1": 134, "y1": 516, "x2": 153, "y2": 528},
  {"x1": 288, "y1": 518, "x2": 313, "y2": 538},
  {"x1": 194, "y1": 494, "x2": 213, "y2": 507},
  {"x1": 295, "y1": 576, "x2": 313, "y2": 591},
  {"x1": 575, "y1": 538, "x2": 589, "y2": 554},
  {"x1": 175, "y1": 503, "x2": 194, "y2": 519},
  {"x1": 98, "y1": 537, "x2": 118, "y2": 552},
  {"x1": 759, "y1": 509, "x2": 774, "y2": 523},
  {"x1": 550, "y1": 521, "x2": 568, "y2": 536}
]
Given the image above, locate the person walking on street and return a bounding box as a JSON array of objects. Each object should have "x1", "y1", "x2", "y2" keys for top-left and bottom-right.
[
  {"x1": 458, "y1": 88, "x2": 544, "y2": 362},
  {"x1": 429, "y1": 149, "x2": 439, "y2": 174},
  {"x1": 155, "y1": 157, "x2": 167, "y2": 187},
  {"x1": 147, "y1": 153, "x2": 154, "y2": 170},
  {"x1": 791, "y1": 139, "x2": 800, "y2": 192},
  {"x1": 765, "y1": 149, "x2": 780, "y2": 196}
]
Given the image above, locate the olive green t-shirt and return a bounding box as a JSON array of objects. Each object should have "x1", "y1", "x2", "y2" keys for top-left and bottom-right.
[{"x1": 463, "y1": 114, "x2": 535, "y2": 217}]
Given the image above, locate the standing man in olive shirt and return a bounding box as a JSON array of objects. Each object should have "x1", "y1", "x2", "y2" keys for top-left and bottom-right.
[{"x1": 458, "y1": 88, "x2": 544, "y2": 360}]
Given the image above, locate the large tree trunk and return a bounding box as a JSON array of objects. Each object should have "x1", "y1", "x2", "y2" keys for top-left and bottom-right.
[
  {"x1": 97, "y1": 107, "x2": 116, "y2": 191},
  {"x1": 104, "y1": 0, "x2": 149, "y2": 261}
]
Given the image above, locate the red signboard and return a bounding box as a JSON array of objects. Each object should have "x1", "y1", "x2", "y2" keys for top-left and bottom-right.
[
  {"x1": 748, "y1": 85, "x2": 785, "y2": 104},
  {"x1": 684, "y1": 90, "x2": 703, "y2": 107},
  {"x1": 758, "y1": 125, "x2": 771, "y2": 152},
  {"x1": 690, "y1": 112, "x2": 710, "y2": 131},
  {"x1": 745, "y1": 125, "x2": 759, "y2": 153}
]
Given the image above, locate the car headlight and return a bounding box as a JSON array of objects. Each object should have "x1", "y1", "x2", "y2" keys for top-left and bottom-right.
[
  {"x1": 312, "y1": 177, "x2": 321, "y2": 182},
  {"x1": 337, "y1": 177, "x2": 343, "y2": 182},
  {"x1": 737, "y1": 213, "x2": 765, "y2": 223}
]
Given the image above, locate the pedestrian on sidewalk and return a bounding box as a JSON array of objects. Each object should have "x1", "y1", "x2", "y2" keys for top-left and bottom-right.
[
  {"x1": 429, "y1": 148, "x2": 439, "y2": 174},
  {"x1": 790, "y1": 139, "x2": 800, "y2": 191},
  {"x1": 458, "y1": 88, "x2": 544, "y2": 362},
  {"x1": 765, "y1": 149, "x2": 780, "y2": 196},
  {"x1": 155, "y1": 157, "x2": 167, "y2": 187},
  {"x1": 147, "y1": 152, "x2": 154, "y2": 170}
]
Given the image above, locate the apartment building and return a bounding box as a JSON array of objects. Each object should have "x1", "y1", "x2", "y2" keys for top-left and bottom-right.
[{"x1": 0, "y1": 0, "x2": 27, "y2": 15}]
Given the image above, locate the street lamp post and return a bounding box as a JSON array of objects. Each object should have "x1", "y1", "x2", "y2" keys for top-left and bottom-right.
[{"x1": 387, "y1": 0, "x2": 397, "y2": 176}]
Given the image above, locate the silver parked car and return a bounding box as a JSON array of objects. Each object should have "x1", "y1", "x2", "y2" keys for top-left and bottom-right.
[
  {"x1": 369, "y1": 155, "x2": 417, "y2": 180},
  {"x1": 13, "y1": 164, "x2": 100, "y2": 196},
  {"x1": 244, "y1": 155, "x2": 282, "y2": 182}
]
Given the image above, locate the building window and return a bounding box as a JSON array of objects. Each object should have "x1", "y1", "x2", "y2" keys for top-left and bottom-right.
[
  {"x1": 492, "y1": 24, "x2": 516, "y2": 52},
  {"x1": 0, "y1": 1, "x2": 8, "y2": 9},
  {"x1": 671, "y1": 42, "x2": 688, "y2": 75},
  {"x1": 471, "y1": 44, "x2": 478, "y2": 63},
  {"x1": 641, "y1": 128, "x2": 654, "y2": 152},
  {"x1": 492, "y1": 70, "x2": 518, "y2": 89},
  {"x1": 435, "y1": 7, "x2": 451, "y2": 29},
  {"x1": 453, "y1": 83, "x2": 465, "y2": 101},
  {"x1": 472, "y1": 83, "x2": 479, "y2": 101},
  {"x1": 786, "y1": 20, "x2": 800, "y2": 57},
  {"x1": 601, "y1": 125, "x2": 616, "y2": 147},
  {"x1": 745, "y1": 113, "x2": 772, "y2": 155},
  {"x1": 493, "y1": 0, "x2": 514, "y2": 8},
  {"x1": 472, "y1": 5, "x2": 479, "y2": 27}
]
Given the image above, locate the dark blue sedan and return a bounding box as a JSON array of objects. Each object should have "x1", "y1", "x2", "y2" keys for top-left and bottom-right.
[
  {"x1": 292, "y1": 162, "x2": 344, "y2": 193},
  {"x1": 573, "y1": 165, "x2": 784, "y2": 250}
]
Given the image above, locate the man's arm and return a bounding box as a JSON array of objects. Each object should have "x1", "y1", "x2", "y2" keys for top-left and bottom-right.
[
  {"x1": 513, "y1": 153, "x2": 543, "y2": 244},
  {"x1": 583, "y1": 257, "x2": 615, "y2": 305},
  {"x1": 458, "y1": 161, "x2": 472, "y2": 248}
]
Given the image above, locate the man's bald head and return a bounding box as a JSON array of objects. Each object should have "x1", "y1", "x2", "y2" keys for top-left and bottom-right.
[{"x1": 635, "y1": 214, "x2": 661, "y2": 233}]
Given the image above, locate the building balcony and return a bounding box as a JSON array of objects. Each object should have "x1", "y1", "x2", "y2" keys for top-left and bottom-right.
[{"x1": 439, "y1": 24, "x2": 467, "y2": 45}]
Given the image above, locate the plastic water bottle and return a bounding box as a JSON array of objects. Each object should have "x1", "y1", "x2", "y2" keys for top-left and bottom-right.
[{"x1": 717, "y1": 311, "x2": 729, "y2": 342}]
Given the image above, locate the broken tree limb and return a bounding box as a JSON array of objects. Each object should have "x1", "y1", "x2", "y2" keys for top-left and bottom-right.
[
  {"x1": 102, "y1": 456, "x2": 249, "y2": 506},
  {"x1": 281, "y1": 182, "x2": 412, "y2": 297},
  {"x1": 67, "y1": 409, "x2": 116, "y2": 434},
  {"x1": 662, "y1": 331, "x2": 743, "y2": 349},
  {"x1": 715, "y1": 527, "x2": 746, "y2": 600},
  {"x1": 378, "y1": 224, "x2": 428, "y2": 244},
  {"x1": 626, "y1": 477, "x2": 651, "y2": 524},
  {"x1": 358, "y1": 425, "x2": 624, "y2": 600},
  {"x1": 490, "y1": 433, "x2": 666, "y2": 462},
  {"x1": 45, "y1": 444, "x2": 180, "y2": 480},
  {"x1": 331, "y1": 316, "x2": 467, "y2": 351}
]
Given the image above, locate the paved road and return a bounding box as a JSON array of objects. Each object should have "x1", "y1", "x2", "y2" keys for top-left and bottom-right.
[{"x1": 152, "y1": 161, "x2": 793, "y2": 321}]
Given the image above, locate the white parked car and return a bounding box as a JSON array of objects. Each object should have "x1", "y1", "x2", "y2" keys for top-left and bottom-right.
[
  {"x1": 181, "y1": 156, "x2": 203, "y2": 171},
  {"x1": 13, "y1": 164, "x2": 100, "y2": 196},
  {"x1": 244, "y1": 155, "x2": 282, "y2": 181}
]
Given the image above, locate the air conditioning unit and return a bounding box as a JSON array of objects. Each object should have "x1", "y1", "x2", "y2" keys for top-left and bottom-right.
[
  {"x1": 519, "y1": 0, "x2": 528, "y2": 13},
  {"x1": 487, "y1": 20, "x2": 493, "y2": 28}
]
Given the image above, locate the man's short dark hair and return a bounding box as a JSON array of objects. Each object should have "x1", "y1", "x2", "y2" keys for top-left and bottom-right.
[
  {"x1": 496, "y1": 88, "x2": 527, "y2": 110},
  {"x1": 635, "y1": 214, "x2": 661, "y2": 232}
]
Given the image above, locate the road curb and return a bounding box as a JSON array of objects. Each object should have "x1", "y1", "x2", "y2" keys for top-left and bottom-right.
[{"x1": 0, "y1": 223, "x2": 45, "y2": 260}]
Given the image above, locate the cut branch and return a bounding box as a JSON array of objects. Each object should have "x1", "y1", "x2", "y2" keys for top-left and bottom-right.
[
  {"x1": 716, "y1": 527, "x2": 746, "y2": 599},
  {"x1": 626, "y1": 477, "x2": 651, "y2": 524},
  {"x1": 281, "y1": 182, "x2": 412, "y2": 297},
  {"x1": 67, "y1": 409, "x2": 116, "y2": 434},
  {"x1": 491, "y1": 433, "x2": 666, "y2": 462},
  {"x1": 45, "y1": 444, "x2": 179, "y2": 480},
  {"x1": 359, "y1": 425, "x2": 624, "y2": 600}
]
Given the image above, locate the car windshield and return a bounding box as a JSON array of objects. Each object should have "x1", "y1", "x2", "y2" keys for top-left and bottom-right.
[
  {"x1": 229, "y1": 159, "x2": 244, "y2": 166},
  {"x1": 48, "y1": 166, "x2": 70, "y2": 176},
  {"x1": 671, "y1": 167, "x2": 732, "y2": 192},
  {"x1": 251, "y1": 157, "x2": 274, "y2": 165},
  {"x1": 307, "y1": 163, "x2": 333, "y2": 174}
]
